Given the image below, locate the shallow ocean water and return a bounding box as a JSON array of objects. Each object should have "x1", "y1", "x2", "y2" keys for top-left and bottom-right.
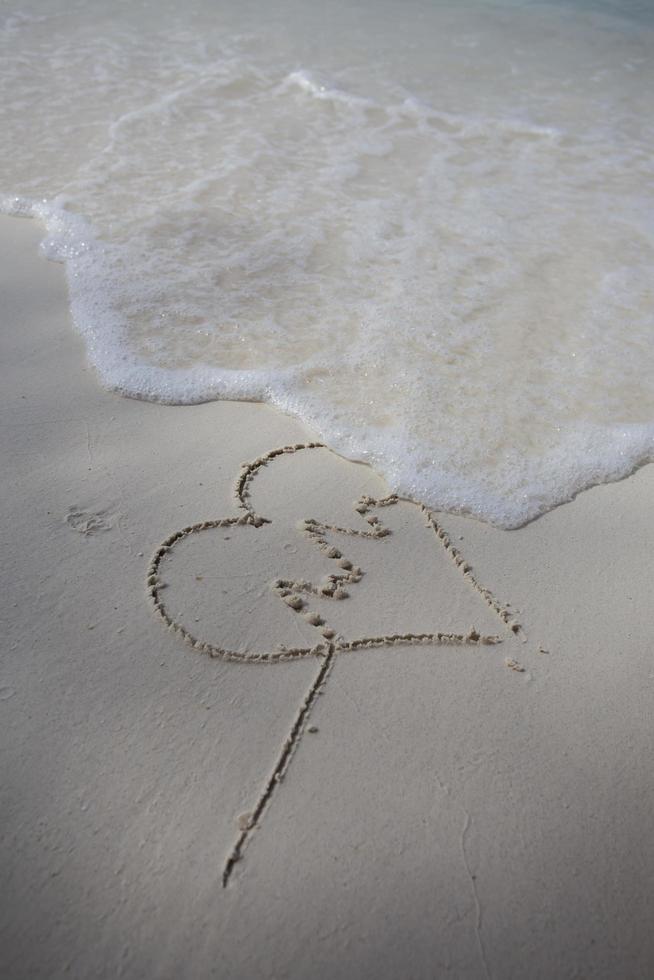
[{"x1": 1, "y1": 0, "x2": 653, "y2": 526}]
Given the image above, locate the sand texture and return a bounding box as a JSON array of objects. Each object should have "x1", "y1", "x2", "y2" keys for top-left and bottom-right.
[{"x1": 1, "y1": 216, "x2": 653, "y2": 978}]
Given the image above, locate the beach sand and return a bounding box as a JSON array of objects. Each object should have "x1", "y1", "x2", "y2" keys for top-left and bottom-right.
[{"x1": 2, "y1": 214, "x2": 653, "y2": 978}]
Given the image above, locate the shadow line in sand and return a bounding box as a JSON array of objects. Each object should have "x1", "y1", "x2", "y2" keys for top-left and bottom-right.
[{"x1": 146, "y1": 443, "x2": 525, "y2": 885}]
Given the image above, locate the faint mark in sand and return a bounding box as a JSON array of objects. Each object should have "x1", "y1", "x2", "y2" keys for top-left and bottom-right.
[
  {"x1": 65, "y1": 506, "x2": 114, "y2": 535},
  {"x1": 461, "y1": 811, "x2": 491, "y2": 980},
  {"x1": 84, "y1": 420, "x2": 94, "y2": 468},
  {"x1": 434, "y1": 770, "x2": 491, "y2": 976},
  {"x1": 147, "y1": 443, "x2": 526, "y2": 886}
]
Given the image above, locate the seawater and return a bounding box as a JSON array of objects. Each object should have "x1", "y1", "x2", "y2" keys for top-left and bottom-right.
[{"x1": 2, "y1": 0, "x2": 653, "y2": 527}]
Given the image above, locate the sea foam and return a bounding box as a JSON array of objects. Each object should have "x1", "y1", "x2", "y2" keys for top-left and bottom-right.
[{"x1": 2, "y1": 0, "x2": 653, "y2": 527}]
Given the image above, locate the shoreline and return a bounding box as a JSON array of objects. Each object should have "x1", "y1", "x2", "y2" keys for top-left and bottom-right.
[
  {"x1": 5, "y1": 202, "x2": 652, "y2": 530},
  {"x1": 2, "y1": 213, "x2": 654, "y2": 979}
]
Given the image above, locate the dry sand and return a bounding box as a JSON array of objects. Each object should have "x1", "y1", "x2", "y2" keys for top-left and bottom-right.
[{"x1": 1, "y1": 214, "x2": 653, "y2": 978}]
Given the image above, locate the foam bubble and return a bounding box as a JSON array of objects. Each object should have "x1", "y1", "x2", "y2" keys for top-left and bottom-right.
[{"x1": 281, "y1": 69, "x2": 374, "y2": 109}]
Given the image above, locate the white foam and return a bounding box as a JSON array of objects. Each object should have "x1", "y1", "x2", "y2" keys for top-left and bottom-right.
[
  {"x1": 2, "y1": 0, "x2": 654, "y2": 527},
  {"x1": 281, "y1": 69, "x2": 374, "y2": 109}
]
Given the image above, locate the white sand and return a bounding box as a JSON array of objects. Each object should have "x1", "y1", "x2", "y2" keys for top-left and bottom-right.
[{"x1": 1, "y1": 215, "x2": 653, "y2": 978}]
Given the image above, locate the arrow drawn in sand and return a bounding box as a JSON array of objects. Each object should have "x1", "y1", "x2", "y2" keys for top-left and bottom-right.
[{"x1": 147, "y1": 443, "x2": 524, "y2": 885}]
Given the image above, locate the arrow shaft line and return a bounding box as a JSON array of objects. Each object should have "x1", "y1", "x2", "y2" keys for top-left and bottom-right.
[{"x1": 222, "y1": 648, "x2": 335, "y2": 887}]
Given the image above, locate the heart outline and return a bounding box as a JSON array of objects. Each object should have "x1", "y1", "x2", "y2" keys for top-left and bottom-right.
[{"x1": 147, "y1": 443, "x2": 521, "y2": 662}]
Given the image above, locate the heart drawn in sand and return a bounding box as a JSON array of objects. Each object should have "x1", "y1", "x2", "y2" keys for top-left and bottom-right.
[
  {"x1": 146, "y1": 442, "x2": 523, "y2": 886},
  {"x1": 147, "y1": 443, "x2": 521, "y2": 662}
]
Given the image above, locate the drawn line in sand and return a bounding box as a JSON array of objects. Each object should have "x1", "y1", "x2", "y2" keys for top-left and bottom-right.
[
  {"x1": 222, "y1": 649, "x2": 335, "y2": 887},
  {"x1": 146, "y1": 443, "x2": 525, "y2": 886}
]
